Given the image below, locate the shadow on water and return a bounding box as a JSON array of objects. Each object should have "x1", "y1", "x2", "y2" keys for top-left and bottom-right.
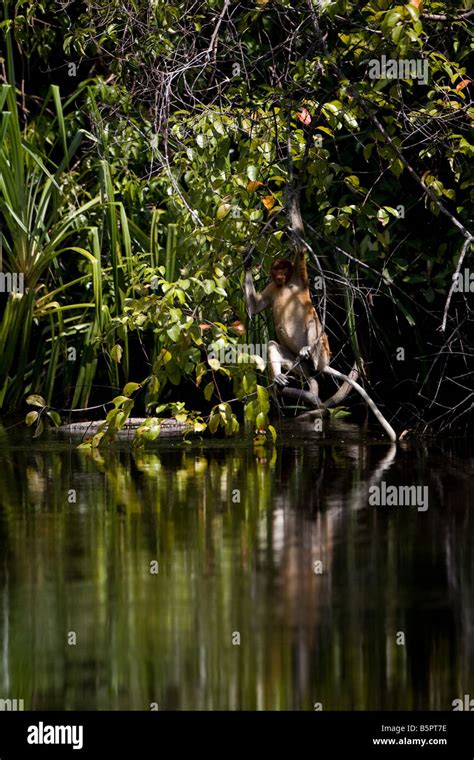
[{"x1": 0, "y1": 421, "x2": 473, "y2": 710}]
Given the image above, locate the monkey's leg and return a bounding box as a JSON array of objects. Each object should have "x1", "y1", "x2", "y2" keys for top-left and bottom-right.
[
  {"x1": 296, "y1": 362, "x2": 322, "y2": 406},
  {"x1": 268, "y1": 341, "x2": 297, "y2": 387}
]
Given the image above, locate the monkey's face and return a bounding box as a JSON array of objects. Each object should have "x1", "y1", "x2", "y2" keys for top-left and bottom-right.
[{"x1": 271, "y1": 261, "x2": 293, "y2": 287}]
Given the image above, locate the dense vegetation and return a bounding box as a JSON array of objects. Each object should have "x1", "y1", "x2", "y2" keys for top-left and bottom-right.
[{"x1": 0, "y1": 0, "x2": 472, "y2": 441}]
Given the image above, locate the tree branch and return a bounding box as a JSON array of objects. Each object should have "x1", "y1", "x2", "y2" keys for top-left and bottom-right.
[
  {"x1": 351, "y1": 93, "x2": 472, "y2": 242},
  {"x1": 422, "y1": 9, "x2": 474, "y2": 21}
]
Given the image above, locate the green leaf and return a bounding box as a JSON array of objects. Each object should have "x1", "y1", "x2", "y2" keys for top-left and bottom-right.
[
  {"x1": 111, "y1": 344, "x2": 123, "y2": 363},
  {"x1": 216, "y1": 203, "x2": 231, "y2": 219},
  {"x1": 390, "y1": 159, "x2": 404, "y2": 178},
  {"x1": 33, "y1": 419, "x2": 44, "y2": 438},
  {"x1": 25, "y1": 411, "x2": 39, "y2": 426},
  {"x1": 344, "y1": 175, "x2": 360, "y2": 190},
  {"x1": 112, "y1": 395, "x2": 130, "y2": 406},
  {"x1": 143, "y1": 425, "x2": 161, "y2": 441},
  {"x1": 329, "y1": 407, "x2": 352, "y2": 419},
  {"x1": 167, "y1": 324, "x2": 181, "y2": 341},
  {"x1": 92, "y1": 432, "x2": 104, "y2": 448},
  {"x1": 166, "y1": 363, "x2": 181, "y2": 385},
  {"x1": 317, "y1": 126, "x2": 333, "y2": 136},
  {"x1": 123, "y1": 382, "x2": 141, "y2": 396},
  {"x1": 115, "y1": 411, "x2": 126, "y2": 428},
  {"x1": 204, "y1": 382, "x2": 215, "y2": 401},
  {"x1": 257, "y1": 385, "x2": 270, "y2": 414},
  {"x1": 406, "y1": 4, "x2": 420, "y2": 22},
  {"x1": 209, "y1": 413, "x2": 219, "y2": 433},
  {"x1": 106, "y1": 408, "x2": 119, "y2": 424},
  {"x1": 384, "y1": 10, "x2": 401, "y2": 28},
  {"x1": 246, "y1": 165, "x2": 258, "y2": 181},
  {"x1": 46, "y1": 410, "x2": 62, "y2": 427}
]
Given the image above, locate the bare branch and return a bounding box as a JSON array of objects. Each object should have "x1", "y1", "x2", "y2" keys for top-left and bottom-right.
[
  {"x1": 440, "y1": 235, "x2": 474, "y2": 333},
  {"x1": 206, "y1": 0, "x2": 231, "y2": 64},
  {"x1": 352, "y1": 93, "x2": 473, "y2": 242},
  {"x1": 422, "y1": 9, "x2": 474, "y2": 21}
]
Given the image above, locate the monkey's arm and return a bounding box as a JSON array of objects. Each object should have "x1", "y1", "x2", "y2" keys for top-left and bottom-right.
[
  {"x1": 299, "y1": 314, "x2": 330, "y2": 372},
  {"x1": 292, "y1": 250, "x2": 309, "y2": 288},
  {"x1": 299, "y1": 314, "x2": 318, "y2": 358},
  {"x1": 244, "y1": 270, "x2": 274, "y2": 316}
]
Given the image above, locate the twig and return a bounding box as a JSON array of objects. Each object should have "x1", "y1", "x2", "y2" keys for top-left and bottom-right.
[
  {"x1": 422, "y1": 9, "x2": 474, "y2": 21},
  {"x1": 305, "y1": 0, "x2": 329, "y2": 57},
  {"x1": 439, "y1": 235, "x2": 474, "y2": 333},
  {"x1": 206, "y1": 0, "x2": 230, "y2": 63},
  {"x1": 352, "y1": 94, "x2": 473, "y2": 242}
]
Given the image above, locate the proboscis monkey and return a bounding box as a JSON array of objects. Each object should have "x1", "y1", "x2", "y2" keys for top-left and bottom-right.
[{"x1": 243, "y1": 192, "x2": 397, "y2": 442}]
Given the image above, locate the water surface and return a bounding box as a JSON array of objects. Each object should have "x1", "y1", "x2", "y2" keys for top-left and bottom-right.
[{"x1": 0, "y1": 422, "x2": 472, "y2": 710}]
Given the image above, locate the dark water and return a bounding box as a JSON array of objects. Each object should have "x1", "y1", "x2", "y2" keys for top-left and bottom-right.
[{"x1": 0, "y1": 421, "x2": 473, "y2": 711}]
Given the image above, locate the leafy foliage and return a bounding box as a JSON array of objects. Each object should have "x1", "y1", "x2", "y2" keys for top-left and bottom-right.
[{"x1": 1, "y1": 0, "x2": 472, "y2": 437}]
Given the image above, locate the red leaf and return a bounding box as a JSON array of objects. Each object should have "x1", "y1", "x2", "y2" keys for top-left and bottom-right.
[
  {"x1": 230, "y1": 320, "x2": 245, "y2": 335},
  {"x1": 296, "y1": 108, "x2": 312, "y2": 126}
]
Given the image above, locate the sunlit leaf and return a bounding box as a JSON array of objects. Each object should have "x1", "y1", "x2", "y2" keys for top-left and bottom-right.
[
  {"x1": 246, "y1": 180, "x2": 263, "y2": 192},
  {"x1": 123, "y1": 382, "x2": 141, "y2": 396},
  {"x1": 216, "y1": 203, "x2": 231, "y2": 219},
  {"x1": 112, "y1": 395, "x2": 130, "y2": 406},
  {"x1": 209, "y1": 413, "x2": 219, "y2": 433},
  {"x1": 246, "y1": 165, "x2": 258, "y2": 181},
  {"x1": 25, "y1": 411, "x2": 39, "y2": 426},
  {"x1": 47, "y1": 410, "x2": 62, "y2": 427},
  {"x1": 110, "y1": 344, "x2": 123, "y2": 363},
  {"x1": 26, "y1": 394, "x2": 47, "y2": 408},
  {"x1": 262, "y1": 195, "x2": 276, "y2": 210}
]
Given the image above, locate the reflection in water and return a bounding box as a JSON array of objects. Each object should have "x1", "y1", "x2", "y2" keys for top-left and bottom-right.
[{"x1": 0, "y1": 424, "x2": 473, "y2": 710}]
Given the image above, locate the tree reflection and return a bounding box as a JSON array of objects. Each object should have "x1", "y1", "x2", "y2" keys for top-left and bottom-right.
[{"x1": 0, "y1": 430, "x2": 472, "y2": 709}]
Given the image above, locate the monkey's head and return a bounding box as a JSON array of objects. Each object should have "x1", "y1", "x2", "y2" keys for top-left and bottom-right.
[{"x1": 270, "y1": 259, "x2": 293, "y2": 287}]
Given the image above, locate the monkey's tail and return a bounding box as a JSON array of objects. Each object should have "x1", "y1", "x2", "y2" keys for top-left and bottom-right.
[
  {"x1": 323, "y1": 366, "x2": 397, "y2": 442},
  {"x1": 322, "y1": 361, "x2": 359, "y2": 408}
]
